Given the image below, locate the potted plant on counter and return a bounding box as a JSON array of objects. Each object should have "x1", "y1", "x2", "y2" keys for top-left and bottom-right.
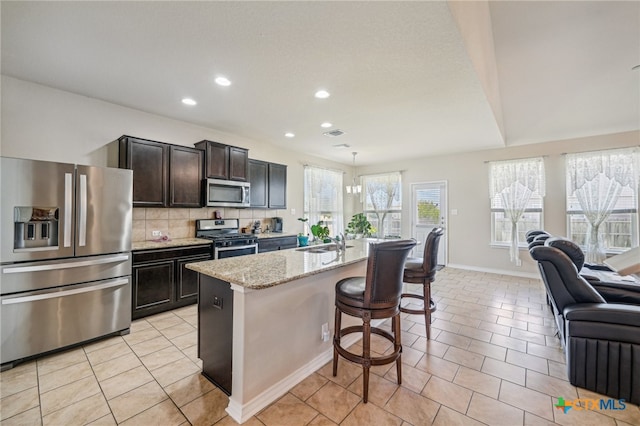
[
  {"x1": 346, "y1": 213, "x2": 374, "y2": 239},
  {"x1": 311, "y1": 221, "x2": 331, "y2": 243},
  {"x1": 297, "y1": 217, "x2": 309, "y2": 247}
]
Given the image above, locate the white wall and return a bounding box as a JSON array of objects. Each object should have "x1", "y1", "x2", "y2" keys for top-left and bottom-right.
[
  {"x1": 356, "y1": 130, "x2": 639, "y2": 276},
  {"x1": 0, "y1": 75, "x2": 351, "y2": 236},
  {"x1": 2, "y1": 75, "x2": 637, "y2": 276}
]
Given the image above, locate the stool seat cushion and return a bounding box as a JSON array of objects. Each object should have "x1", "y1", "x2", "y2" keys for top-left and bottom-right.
[
  {"x1": 336, "y1": 277, "x2": 366, "y2": 305},
  {"x1": 404, "y1": 257, "x2": 423, "y2": 271}
]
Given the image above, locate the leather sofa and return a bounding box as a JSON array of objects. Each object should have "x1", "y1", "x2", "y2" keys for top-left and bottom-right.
[{"x1": 529, "y1": 244, "x2": 640, "y2": 404}]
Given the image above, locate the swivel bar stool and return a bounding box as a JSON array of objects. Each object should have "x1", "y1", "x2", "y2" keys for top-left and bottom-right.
[
  {"x1": 333, "y1": 239, "x2": 416, "y2": 403},
  {"x1": 400, "y1": 227, "x2": 443, "y2": 339}
]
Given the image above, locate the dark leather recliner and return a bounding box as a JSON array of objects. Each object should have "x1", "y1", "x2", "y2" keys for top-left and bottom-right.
[
  {"x1": 525, "y1": 229, "x2": 549, "y2": 244},
  {"x1": 545, "y1": 237, "x2": 640, "y2": 305},
  {"x1": 530, "y1": 245, "x2": 640, "y2": 404}
]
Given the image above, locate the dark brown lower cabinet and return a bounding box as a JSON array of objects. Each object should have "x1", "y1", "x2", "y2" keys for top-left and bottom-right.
[{"x1": 132, "y1": 244, "x2": 212, "y2": 319}]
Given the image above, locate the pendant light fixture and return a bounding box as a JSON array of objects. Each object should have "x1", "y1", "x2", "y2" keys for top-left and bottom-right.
[{"x1": 346, "y1": 152, "x2": 362, "y2": 194}]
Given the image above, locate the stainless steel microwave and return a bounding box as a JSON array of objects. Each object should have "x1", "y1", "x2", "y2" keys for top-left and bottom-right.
[{"x1": 205, "y1": 178, "x2": 250, "y2": 208}]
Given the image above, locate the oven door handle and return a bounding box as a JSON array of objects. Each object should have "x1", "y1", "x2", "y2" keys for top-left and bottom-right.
[
  {"x1": 214, "y1": 243, "x2": 258, "y2": 258},
  {"x1": 215, "y1": 244, "x2": 258, "y2": 252},
  {"x1": 1, "y1": 278, "x2": 129, "y2": 305}
]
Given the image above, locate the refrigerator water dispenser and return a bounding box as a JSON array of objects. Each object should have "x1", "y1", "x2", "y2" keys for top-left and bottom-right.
[{"x1": 14, "y1": 207, "x2": 59, "y2": 250}]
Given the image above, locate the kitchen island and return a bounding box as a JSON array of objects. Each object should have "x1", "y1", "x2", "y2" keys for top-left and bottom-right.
[{"x1": 186, "y1": 239, "x2": 373, "y2": 424}]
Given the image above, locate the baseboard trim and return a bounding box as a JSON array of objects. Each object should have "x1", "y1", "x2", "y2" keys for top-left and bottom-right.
[
  {"x1": 225, "y1": 332, "x2": 364, "y2": 424},
  {"x1": 446, "y1": 263, "x2": 540, "y2": 280}
]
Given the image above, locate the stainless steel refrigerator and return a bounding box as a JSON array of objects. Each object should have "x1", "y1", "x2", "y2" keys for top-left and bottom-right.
[{"x1": 0, "y1": 157, "x2": 133, "y2": 369}]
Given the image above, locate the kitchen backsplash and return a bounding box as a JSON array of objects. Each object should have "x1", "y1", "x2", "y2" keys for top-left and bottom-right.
[{"x1": 133, "y1": 207, "x2": 286, "y2": 242}]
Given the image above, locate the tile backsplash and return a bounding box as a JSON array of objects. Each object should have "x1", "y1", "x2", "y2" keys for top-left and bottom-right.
[{"x1": 132, "y1": 207, "x2": 285, "y2": 242}]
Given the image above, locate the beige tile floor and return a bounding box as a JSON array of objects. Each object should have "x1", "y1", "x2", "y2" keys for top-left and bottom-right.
[{"x1": 2, "y1": 268, "x2": 639, "y2": 425}]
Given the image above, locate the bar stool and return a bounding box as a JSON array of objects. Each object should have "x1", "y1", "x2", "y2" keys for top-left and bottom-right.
[
  {"x1": 333, "y1": 239, "x2": 416, "y2": 403},
  {"x1": 400, "y1": 227, "x2": 443, "y2": 339}
]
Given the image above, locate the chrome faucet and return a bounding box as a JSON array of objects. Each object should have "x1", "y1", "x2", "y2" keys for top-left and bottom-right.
[
  {"x1": 322, "y1": 233, "x2": 346, "y2": 265},
  {"x1": 330, "y1": 233, "x2": 347, "y2": 253}
]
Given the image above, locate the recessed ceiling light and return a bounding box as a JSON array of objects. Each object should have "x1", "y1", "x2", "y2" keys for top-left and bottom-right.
[
  {"x1": 314, "y1": 90, "x2": 330, "y2": 99},
  {"x1": 181, "y1": 98, "x2": 197, "y2": 106},
  {"x1": 321, "y1": 122, "x2": 332, "y2": 128},
  {"x1": 215, "y1": 76, "x2": 231, "y2": 86},
  {"x1": 284, "y1": 132, "x2": 295, "y2": 138}
]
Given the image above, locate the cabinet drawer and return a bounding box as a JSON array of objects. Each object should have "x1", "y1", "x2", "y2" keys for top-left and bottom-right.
[
  {"x1": 133, "y1": 245, "x2": 212, "y2": 263},
  {"x1": 258, "y1": 236, "x2": 297, "y2": 253}
]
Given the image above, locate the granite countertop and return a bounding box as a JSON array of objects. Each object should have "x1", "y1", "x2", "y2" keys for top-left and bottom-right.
[
  {"x1": 132, "y1": 238, "x2": 212, "y2": 251},
  {"x1": 186, "y1": 238, "x2": 376, "y2": 290}
]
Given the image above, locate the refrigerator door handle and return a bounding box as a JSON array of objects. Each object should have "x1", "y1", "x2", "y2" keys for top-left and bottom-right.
[
  {"x1": 2, "y1": 254, "x2": 130, "y2": 274},
  {"x1": 1, "y1": 278, "x2": 129, "y2": 305},
  {"x1": 79, "y1": 173, "x2": 87, "y2": 246},
  {"x1": 64, "y1": 172, "x2": 73, "y2": 247}
]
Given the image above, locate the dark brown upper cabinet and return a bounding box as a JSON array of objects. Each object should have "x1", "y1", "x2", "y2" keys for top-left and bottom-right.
[
  {"x1": 248, "y1": 159, "x2": 287, "y2": 209},
  {"x1": 118, "y1": 135, "x2": 203, "y2": 208},
  {"x1": 195, "y1": 140, "x2": 248, "y2": 181},
  {"x1": 169, "y1": 145, "x2": 204, "y2": 208},
  {"x1": 248, "y1": 159, "x2": 268, "y2": 208},
  {"x1": 268, "y1": 162, "x2": 287, "y2": 209}
]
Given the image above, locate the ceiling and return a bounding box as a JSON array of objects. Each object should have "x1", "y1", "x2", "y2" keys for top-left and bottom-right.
[{"x1": 2, "y1": 1, "x2": 638, "y2": 165}]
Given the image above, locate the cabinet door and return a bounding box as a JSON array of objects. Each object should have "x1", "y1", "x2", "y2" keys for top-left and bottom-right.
[
  {"x1": 201, "y1": 141, "x2": 228, "y2": 179},
  {"x1": 229, "y1": 147, "x2": 248, "y2": 181},
  {"x1": 176, "y1": 254, "x2": 211, "y2": 302},
  {"x1": 132, "y1": 260, "x2": 175, "y2": 319},
  {"x1": 121, "y1": 137, "x2": 168, "y2": 207},
  {"x1": 248, "y1": 159, "x2": 268, "y2": 208},
  {"x1": 169, "y1": 146, "x2": 204, "y2": 207},
  {"x1": 199, "y1": 275, "x2": 234, "y2": 395},
  {"x1": 268, "y1": 163, "x2": 287, "y2": 209}
]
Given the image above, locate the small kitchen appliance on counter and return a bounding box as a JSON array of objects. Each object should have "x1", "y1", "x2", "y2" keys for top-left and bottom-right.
[
  {"x1": 272, "y1": 217, "x2": 283, "y2": 233},
  {"x1": 196, "y1": 219, "x2": 258, "y2": 259},
  {"x1": 0, "y1": 157, "x2": 133, "y2": 370}
]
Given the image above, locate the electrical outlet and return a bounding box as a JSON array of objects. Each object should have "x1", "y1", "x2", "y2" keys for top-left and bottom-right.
[
  {"x1": 290, "y1": 208, "x2": 296, "y2": 215},
  {"x1": 321, "y1": 323, "x2": 330, "y2": 342},
  {"x1": 152, "y1": 230, "x2": 162, "y2": 237}
]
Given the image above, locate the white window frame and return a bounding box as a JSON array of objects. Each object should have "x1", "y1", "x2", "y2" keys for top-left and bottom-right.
[
  {"x1": 489, "y1": 158, "x2": 545, "y2": 249},
  {"x1": 361, "y1": 172, "x2": 402, "y2": 239},
  {"x1": 303, "y1": 165, "x2": 344, "y2": 237},
  {"x1": 565, "y1": 148, "x2": 639, "y2": 255}
]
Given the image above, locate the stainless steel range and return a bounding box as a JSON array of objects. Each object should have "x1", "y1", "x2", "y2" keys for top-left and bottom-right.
[{"x1": 196, "y1": 219, "x2": 258, "y2": 259}]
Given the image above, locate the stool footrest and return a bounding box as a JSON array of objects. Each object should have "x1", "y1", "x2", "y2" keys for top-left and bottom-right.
[
  {"x1": 334, "y1": 325, "x2": 401, "y2": 366},
  {"x1": 399, "y1": 294, "x2": 437, "y2": 315}
]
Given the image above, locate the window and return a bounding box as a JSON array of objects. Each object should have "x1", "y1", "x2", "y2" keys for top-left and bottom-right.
[
  {"x1": 489, "y1": 157, "x2": 545, "y2": 265},
  {"x1": 303, "y1": 166, "x2": 344, "y2": 236},
  {"x1": 362, "y1": 172, "x2": 402, "y2": 238},
  {"x1": 566, "y1": 148, "x2": 639, "y2": 261}
]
